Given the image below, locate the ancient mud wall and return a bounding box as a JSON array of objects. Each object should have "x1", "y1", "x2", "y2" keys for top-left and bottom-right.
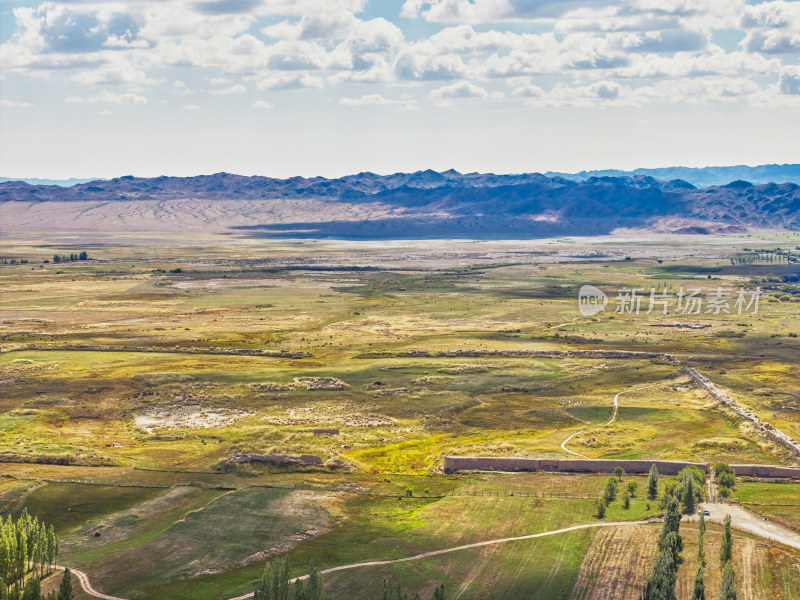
[
  {"x1": 683, "y1": 367, "x2": 800, "y2": 458},
  {"x1": 444, "y1": 456, "x2": 800, "y2": 479},
  {"x1": 444, "y1": 456, "x2": 707, "y2": 476}
]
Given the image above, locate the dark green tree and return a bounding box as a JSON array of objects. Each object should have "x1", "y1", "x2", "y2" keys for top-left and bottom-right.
[
  {"x1": 718, "y1": 561, "x2": 737, "y2": 600},
  {"x1": 293, "y1": 579, "x2": 306, "y2": 600},
  {"x1": 661, "y1": 532, "x2": 682, "y2": 566},
  {"x1": 714, "y1": 464, "x2": 736, "y2": 490},
  {"x1": 682, "y1": 476, "x2": 696, "y2": 514},
  {"x1": 698, "y1": 512, "x2": 706, "y2": 565},
  {"x1": 20, "y1": 578, "x2": 40, "y2": 600},
  {"x1": 660, "y1": 496, "x2": 682, "y2": 546},
  {"x1": 381, "y1": 579, "x2": 392, "y2": 600},
  {"x1": 595, "y1": 498, "x2": 606, "y2": 519},
  {"x1": 648, "y1": 464, "x2": 659, "y2": 500},
  {"x1": 720, "y1": 515, "x2": 733, "y2": 564},
  {"x1": 691, "y1": 564, "x2": 705, "y2": 600},
  {"x1": 641, "y1": 547, "x2": 678, "y2": 600},
  {"x1": 306, "y1": 560, "x2": 323, "y2": 600},
  {"x1": 432, "y1": 584, "x2": 444, "y2": 600},
  {"x1": 57, "y1": 568, "x2": 73, "y2": 600}
]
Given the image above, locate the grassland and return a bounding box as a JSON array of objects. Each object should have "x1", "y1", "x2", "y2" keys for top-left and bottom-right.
[{"x1": 2, "y1": 232, "x2": 800, "y2": 598}]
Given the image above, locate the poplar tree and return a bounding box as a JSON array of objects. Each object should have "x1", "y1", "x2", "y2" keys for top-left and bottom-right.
[
  {"x1": 718, "y1": 561, "x2": 737, "y2": 600},
  {"x1": 682, "y1": 477, "x2": 695, "y2": 514},
  {"x1": 647, "y1": 464, "x2": 660, "y2": 500},
  {"x1": 20, "y1": 577, "x2": 39, "y2": 600},
  {"x1": 720, "y1": 515, "x2": 733, "y2": 564},
  {"x1": 691, "y1": 564, "x2": 705, "y2": 600},
  {"x1": 698, "y1": 512, "x2": 706, "y2": 565},
  {"x1": 57, "y1": 568, "x2": 73, "y2": 600},
  {"x1": 306, "y1": 560, "x2": 324, "y2": 600}
]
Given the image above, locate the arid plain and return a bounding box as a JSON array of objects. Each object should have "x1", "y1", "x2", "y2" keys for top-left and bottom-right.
[{"x1": 2, "y1": 231, "x2": 800, "y2": 599}]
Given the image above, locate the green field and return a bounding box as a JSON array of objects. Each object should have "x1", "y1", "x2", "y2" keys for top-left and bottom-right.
[{"x1": 2, "y1": 232, "x2": 800, "y2": 598}]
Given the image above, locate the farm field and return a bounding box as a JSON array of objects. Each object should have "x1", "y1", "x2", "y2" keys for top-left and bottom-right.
[{"x1": 2, "y1": 231, "x2": 800, "y2": 599}]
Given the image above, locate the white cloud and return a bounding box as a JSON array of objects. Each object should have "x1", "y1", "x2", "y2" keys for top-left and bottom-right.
[
  {"x1": 742, "y1": 1, "x2": 800, "y2": 30},
  {"x1": 210, "y1": 83, "x2": 247, "y2": 94},
  {"x1": 337, "y1": 93, "x2": 417, "y2": 109},
  {"x1": 182, "y1": 104, "x2": 201, "y2": 110},
  {"x1": 172, "y1": 80, "x2": 195, "y2": 94},
  {"x1": 402, "y1": 0, "x2": 623, "y2": 23},
  {"x1": 71, "y1": 63, "x2": 150, "y2": 86},
  {"x1": 395, "y1": 52, "x2": 466, "y2": 80},
  {"x1": 64, "y1": 91, "x2": 147, "y2": 104},
  {"x1": 0, "y1": 0, "x2": 798, "y2": 118},
  {"x1": 0, "y1": 98, "x2": 32, "y2": 108},
  {"x1": 252, "y1": 100, "x2": 274, "y2": 108},
  {"x1": 428, "y1": 80, "x2": 502, "y2": 106},
  {"x1": 339, "y1": 93, "x2": 395, "y2": 105},
  {"x1": 509, "y1": 80, "x2": 545, "y2": 97},
  {"x1": 257, "y1": 72, "x2": 324, "y2": 90},
  {"x1": 779, "y1": 65, "x2": 800, "y2": 95}
]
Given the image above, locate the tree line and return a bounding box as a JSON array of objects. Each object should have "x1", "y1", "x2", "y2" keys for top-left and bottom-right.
[
  {"x1": 639, "y1": 464, "x2": 737, "y2": 600},
  {"x1": 253, "y1": 557, "x2": 445, "y2": 600},
  {"x1": 0, "y1": 510, "x2": 72, "y2": 600},
  {"x1": 49, "y1": 252, "x2": 88, "y2": 264}
]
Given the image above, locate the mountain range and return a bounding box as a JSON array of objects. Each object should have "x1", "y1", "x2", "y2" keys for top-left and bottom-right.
[
  {"x1": 546, "y1": 163, "x2": 800, "y2": 187},
  {"x1": 1, "y1": 169, "x2": 799, "y2": 238}
]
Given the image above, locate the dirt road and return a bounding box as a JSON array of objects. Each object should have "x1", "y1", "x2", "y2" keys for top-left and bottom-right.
[
  {"x1": 701, "y1": 502, "x2": 800, "y2": 550},
  {"x1": 59, "y1": 521, "x2": 650, "y2": 600},
  {"x1": 561, "y1": 384, "x2": 657, "y2": 458}
]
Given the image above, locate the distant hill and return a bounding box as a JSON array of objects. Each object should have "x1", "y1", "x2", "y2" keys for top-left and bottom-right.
[
  {"x1": 1, "y1": 170, "x2": 799, "y2": 237},
  {"x1": 0, "y1": 177, "x2": 100, "y2": 187},
  {"x1": 547, "y1": 164, "x2": 800, "y2": 187}
]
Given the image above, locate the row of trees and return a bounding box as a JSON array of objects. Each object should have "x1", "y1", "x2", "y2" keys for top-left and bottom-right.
[
  {"x1": 253, "y1": 558, "x2": 445, "y2": 600},
  {"x1": 50, "y1": 252, "x2": 88, "y2": 264},
  {"x1": 641, "y1": 468, "x2": 737, "y2": 600},
  {"x1": 1, "y1": 568, "x2": 73, "y2": 600},
  {"x1": 253, "y1": 557, "x2": 324, "y2": 600},
  {"x1": 691, "y1": 512, "x2": 737, "y2": 600},
  {"x1": 642, "y1": 495, "x2": 684, "y2": 600},
  {"x1": 0, "y1": 511, "x2": 59, "y2": 591}
]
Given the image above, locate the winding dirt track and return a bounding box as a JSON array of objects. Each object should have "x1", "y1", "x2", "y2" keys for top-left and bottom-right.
[
  {"x1": 560, "y1": 385, "x2": 656, "y2": 458},
  {"x1": 60, "y1": 521, "x2": 650, "y2": 600},
  {"x1": 55, "y1": 565, "x2": 126, "y2": 600}
]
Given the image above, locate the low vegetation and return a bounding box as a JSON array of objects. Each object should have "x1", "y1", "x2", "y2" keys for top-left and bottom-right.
[{"x1": 1, "y1": 232, "x2": 799, "y2": 598}]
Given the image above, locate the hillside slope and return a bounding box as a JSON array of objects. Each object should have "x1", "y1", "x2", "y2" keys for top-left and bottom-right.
[{"x1": 1, "y1": 171, "x2": 799, "y2": 237}]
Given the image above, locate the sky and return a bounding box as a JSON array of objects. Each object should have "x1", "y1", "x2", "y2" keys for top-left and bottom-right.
[{"x1": 1, "y1": 0, "x2": 800, "y2": 179}]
